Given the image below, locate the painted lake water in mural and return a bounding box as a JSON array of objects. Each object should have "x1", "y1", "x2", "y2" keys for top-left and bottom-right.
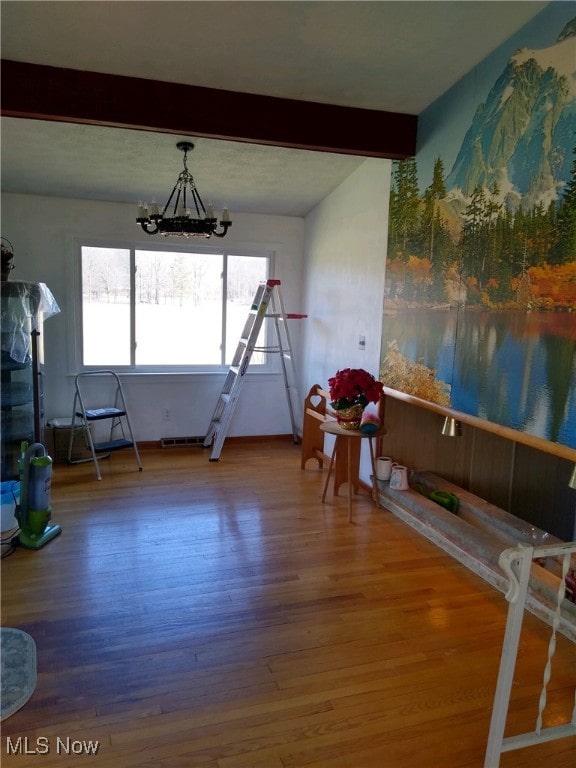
[{"x1": 383, "y1": 309, "x2": 575, "y2": 448}]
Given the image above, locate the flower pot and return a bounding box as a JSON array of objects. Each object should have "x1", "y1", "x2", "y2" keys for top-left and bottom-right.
[{"x1": 335, "y1": 404, "x2": 364, "y2": 430}]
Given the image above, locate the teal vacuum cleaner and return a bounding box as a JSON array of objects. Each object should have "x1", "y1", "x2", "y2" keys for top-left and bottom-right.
[{"x1": 15, "y1": 442, "x2": 62, "y2": 549}]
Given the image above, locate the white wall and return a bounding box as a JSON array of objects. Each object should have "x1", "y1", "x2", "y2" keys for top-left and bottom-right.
[
  {"x1": 301, "y1": 158, "x2": 391, "y2": 479},
  {"x1": 2, "y1": 158, "x2": 391, "y2": 467},
  {"x1": 1, "y1": 193, "x2": 304, "y2": 441}
]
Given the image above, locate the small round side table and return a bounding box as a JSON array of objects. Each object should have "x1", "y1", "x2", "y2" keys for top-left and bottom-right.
[{"x1": 320, "y1": 420, "x2": 386, "y2": 522}]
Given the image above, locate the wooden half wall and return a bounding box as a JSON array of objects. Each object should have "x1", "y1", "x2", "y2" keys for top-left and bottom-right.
[{"x1": 379, "y1": 391, "x2": 576, "y2": 541}]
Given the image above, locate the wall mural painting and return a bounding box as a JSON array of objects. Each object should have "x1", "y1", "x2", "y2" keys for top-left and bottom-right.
[{"x1": 380, "y1": 6, "x2": 576, "y2": 450}]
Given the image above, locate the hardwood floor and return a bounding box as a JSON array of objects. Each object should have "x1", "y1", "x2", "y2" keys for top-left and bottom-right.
[{"x1": 1, "y1": 440, "x2": 574, "y2": 767}]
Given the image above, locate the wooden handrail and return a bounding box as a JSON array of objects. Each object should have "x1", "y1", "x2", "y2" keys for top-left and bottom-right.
[{"x1": 383, "y1": 387, "x2": 576, "y2": 463}]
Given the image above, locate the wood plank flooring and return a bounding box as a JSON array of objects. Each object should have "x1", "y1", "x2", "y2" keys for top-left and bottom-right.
[{"x1": 1, "y1": 440, "x2": 574, "y2": 767}]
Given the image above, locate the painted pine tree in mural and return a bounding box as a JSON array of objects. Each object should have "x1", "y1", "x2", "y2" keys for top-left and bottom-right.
[
  {"x1": 420, "y1": 157, "x2": 454, "y2": 298},
  {"x1": 388, "y1": 158, "x2": 420, "y2": 260},
  {"x1": 553, "y1": 147, "x2": 576, "y2": 264},
  {"x1": 382, "y1": 8, "x2": 576, "y2": 448},
  {"x1": 386, "y1": 154, "x2": 575, "y2": 311},
  {"x1": 387, "y1": 157, "x2": 456, "y2": 305}
]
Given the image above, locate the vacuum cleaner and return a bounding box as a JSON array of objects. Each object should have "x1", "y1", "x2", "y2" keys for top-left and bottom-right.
[{"x1": 15, "y1": 441, "x2": 62, "y2": 549}]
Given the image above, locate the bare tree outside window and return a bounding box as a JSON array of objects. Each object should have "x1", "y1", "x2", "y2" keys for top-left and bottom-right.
[
  {"x1": 80, "y1": 246, "x2": 269, "y2": 368},
  {"x1": 82, "y1": 247, "x2": 130, "y2": 364}
]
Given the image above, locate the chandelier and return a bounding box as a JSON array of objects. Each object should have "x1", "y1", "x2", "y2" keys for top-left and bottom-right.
[{"x1": 136, "y1": 142, "x2": 232, "y2": 238}]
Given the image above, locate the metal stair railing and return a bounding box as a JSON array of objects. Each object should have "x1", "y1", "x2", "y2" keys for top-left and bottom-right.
[{"x1": 484, "y1": 540, "x2": 576, "y2": 767}]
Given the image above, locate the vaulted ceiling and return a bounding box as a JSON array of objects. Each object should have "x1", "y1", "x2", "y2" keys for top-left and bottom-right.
[{"x1": 0, "y1": 1, "x2": 549, "y2": 216}]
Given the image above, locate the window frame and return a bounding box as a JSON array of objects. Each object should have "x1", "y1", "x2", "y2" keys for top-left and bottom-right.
[{"x1": 72, "y1": 237, "x2": 276, "y2": 374}]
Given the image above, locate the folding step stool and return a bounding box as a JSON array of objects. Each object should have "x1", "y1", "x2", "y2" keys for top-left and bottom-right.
[{"x1": 68, "y1": 370, "x2": 142, "y2": 480}]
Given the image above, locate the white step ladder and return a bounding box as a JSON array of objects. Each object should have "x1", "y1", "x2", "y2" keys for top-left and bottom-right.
[
  {"x1": 68, "y1": 370, "x2": 142, "y2": 480},
  {"x1": 203, "y1": 279, "x2": 305, "y2": 461}
]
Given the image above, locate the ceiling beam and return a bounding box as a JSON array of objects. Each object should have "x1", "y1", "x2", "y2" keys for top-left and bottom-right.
[{"x1": 1, "y1": 60, "x2": 417, "y2": 160}]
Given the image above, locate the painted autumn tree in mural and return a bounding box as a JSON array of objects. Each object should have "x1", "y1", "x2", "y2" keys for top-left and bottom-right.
[{"x1": 381, "y1": 11, "x2": 576, "y2": 448}]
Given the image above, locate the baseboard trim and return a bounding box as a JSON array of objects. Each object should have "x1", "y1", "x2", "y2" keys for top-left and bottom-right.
[{"x1": 137, "y1": 434, "x2": 298, "y2": 450}]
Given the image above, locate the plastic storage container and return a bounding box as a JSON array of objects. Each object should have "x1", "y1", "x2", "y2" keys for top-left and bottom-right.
[
  {"x1": 1, "y1": 479, "x2": 19, "y2": 531},
  {"x1": 45, "y1": 417, "x2": 92, "y2": 463}
]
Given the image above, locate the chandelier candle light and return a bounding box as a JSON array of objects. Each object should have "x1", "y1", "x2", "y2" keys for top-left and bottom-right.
[{"x1": 136, "y1": 142, "x2": 232, "y2": 238}]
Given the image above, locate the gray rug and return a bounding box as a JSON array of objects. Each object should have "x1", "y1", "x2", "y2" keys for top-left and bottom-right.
[{"x1": 1, "y1": 627, "x2": 37, "y2": 721}]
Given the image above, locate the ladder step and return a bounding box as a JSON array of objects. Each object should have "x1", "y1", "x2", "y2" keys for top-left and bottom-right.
[
  {"x1": 93, "y1": 438, "x2": 134, "y2": 452},
  {"x1": 267, "y1": 313, "x2": 308, "y2": 320},
  {"x1": 82, "y1": 407, "x2": 126, "y2": 420}
]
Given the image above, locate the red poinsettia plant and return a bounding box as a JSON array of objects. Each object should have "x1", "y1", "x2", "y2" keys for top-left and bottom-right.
[{"x1": 328, "y1": 368, "x2": 384, "y2": 411}]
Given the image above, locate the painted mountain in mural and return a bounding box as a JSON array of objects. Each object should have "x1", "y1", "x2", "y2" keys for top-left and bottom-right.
[
  {"x1": 383, "y1": 9, "x2": 576, "y2": 449},
  {"x1": 446, "y1": 17, "x2": 576, "y2": 210}
]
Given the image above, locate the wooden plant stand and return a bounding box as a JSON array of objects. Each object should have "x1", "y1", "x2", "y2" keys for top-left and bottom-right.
[{"x1": 301, "y1": 384, "x2": 386, "y2": 513}]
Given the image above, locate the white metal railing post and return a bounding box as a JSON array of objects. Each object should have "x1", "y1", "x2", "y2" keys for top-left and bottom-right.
[
  {"x1": 484, "y1": 541, "x2": 576, "y2": 768},
  {"x1": 484, "y1": 545, "x2": 533, "y2": 768}
]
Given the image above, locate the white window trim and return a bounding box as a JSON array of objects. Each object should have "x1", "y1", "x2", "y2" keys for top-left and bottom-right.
[{"x1": 69, "y1": 237, "x2": 277, "y2": 375}]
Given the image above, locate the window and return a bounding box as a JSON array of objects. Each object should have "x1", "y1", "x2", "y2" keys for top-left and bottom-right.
[{"x1": 79, "y1": 244, "x2": 270, "y2": 370}]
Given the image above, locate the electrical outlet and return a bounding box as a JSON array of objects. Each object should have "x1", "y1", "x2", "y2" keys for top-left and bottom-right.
[
  {"x1": 163, "y1": 408, "x2": 171, "y2": 421},
  {"x1": 358, "y1": 335, "x2": 366, "y2": 351}
]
